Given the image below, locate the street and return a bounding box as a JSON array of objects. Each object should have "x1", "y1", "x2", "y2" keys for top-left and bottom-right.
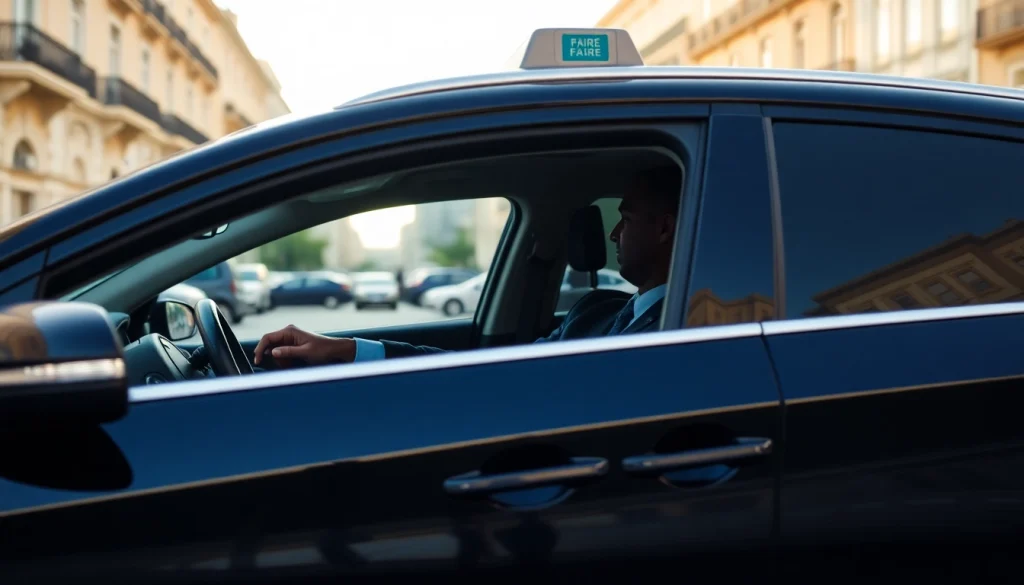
[{"x1": 232, "y1": 302, "x2": 461, "y2": 340}]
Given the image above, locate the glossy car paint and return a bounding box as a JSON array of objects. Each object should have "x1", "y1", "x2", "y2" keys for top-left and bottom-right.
[{"x1": 0, "y1": 69, "x2": 1021, "y2": 582}]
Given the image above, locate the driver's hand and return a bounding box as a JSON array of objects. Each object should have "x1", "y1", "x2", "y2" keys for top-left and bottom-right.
[{"x1": 253, "y1": 325, "x2": 355, "y2": 367}]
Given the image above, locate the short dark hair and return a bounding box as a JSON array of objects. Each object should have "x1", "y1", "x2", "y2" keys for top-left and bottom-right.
[{"x1": 630, "y1": 165, "x2": 682, "y2": 214}]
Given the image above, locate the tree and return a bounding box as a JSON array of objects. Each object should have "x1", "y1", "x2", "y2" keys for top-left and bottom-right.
[
  {"x1": 427, "y1": 226, "x2": 476, "y2": 269},
  {"x1": 257, "y1": 230, "x2": 327, "y2": 271}
]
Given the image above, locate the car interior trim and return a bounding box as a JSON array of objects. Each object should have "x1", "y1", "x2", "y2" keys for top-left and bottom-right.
[
  {"x1": 129, "y1": 322, "x2": 764, "y2": 403},
  {"x1": 761, "y1": 302, "x2": 1024, "y2": 336}
]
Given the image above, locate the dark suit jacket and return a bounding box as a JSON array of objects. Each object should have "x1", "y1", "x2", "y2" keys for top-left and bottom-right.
[{"x1": 380, "y1": 289, "x2": 663, "y2": 359}]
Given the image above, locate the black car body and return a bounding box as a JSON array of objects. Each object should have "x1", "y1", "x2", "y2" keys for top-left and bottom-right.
[{"x1": 0, "y1": 30, "x2": 1023, "y2": 584}]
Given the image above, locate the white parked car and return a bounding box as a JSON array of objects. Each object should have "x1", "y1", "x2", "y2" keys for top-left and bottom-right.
[
  {"x1": 352, "y1": 271, "x2": 400, "y2": 310},
  {"x1": 422, "y1": 272, "x2": 487, "y2": 316},
  {"x1": 235, "y1": 263, "x2": 273, "y2": 313}
]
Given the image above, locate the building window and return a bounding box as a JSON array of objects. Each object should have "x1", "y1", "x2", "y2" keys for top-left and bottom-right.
[
  {"x1": 729, "y1": 53, "x2": 740, "y2": 67},
  {"x1": 166, "y1": 69, "x2": 174, "y2": 110},
  {"x1": 70, "y1": 0, "x2": 85, "y2": 55},
  {"x1": 186, "y1": 86, "x2": 193, "y2": 117},
  {"x1": 13, "y1": 140, "x2": 37, "y2": 171},
  {"x1": 1010, "y1": 65, "x2": 1024, "y2": 89},
  {"x1": 939, "y1": 0, "x2": 959, "y2": 36},
  {"x1": 141, "y1": 48, "x2": 151, "y2": 93},
  {"x1": 956, "y1": 270, "x2": 993, "y2": 294},
  {"x1": 793, "y1": 20, "x2": 805, "y2": 69},
  {"x1": 891, "y1": 292, "x2": 920, "y2": 309},
  {"x1": 1011, "y1": 254, "x2": 1024, "y2": 270},
  {"x1": 875, "y1": 0, "x2": 891, "y2": 62},
  {"x1": 703, "y1": 0, "x2": 711, "y2": 19},
  {"x1": 904, "y1": 0, "x2": 922, "y2": 50},
  {"x1": 15, "y1": 191, "x2": 34, "y2": 217},
  {"x1": 109, "y1": 24, "x2": 121, "y2": 76},
  {"x1": 925, "y1": 281, "x2": 961, "y2": 305},
  {"x1": 831, "y1": 3, "x2": 846, "y2": 63},
  {"x1": 201, "y1": 96, "x2": 208, "y2": 127},
  {"x1": 71, "y1": 157, "x2": 87, "y2": 184},
  {"x1": 759, "y1": 37, "x2": 773, "y2": 68}
]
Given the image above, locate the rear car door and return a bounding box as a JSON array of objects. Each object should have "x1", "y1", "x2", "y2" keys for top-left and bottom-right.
[
  {"x1": 1, "y1": 110, "x2": 785, "y2": 582},
  {"x1": 763, "y1": 110, "x2": 1024, "y2": 576}
]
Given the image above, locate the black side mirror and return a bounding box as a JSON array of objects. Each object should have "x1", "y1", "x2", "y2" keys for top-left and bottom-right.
[{"x1": 149, "y1": 300, "x2": 198, "y2": 341}]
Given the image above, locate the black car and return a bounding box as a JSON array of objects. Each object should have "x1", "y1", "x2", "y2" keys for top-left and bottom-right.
[
  {"x1": 1, "y1": 27, "x2": 1023, "y2": 584},
  {"x1": 270, "y1": 271, "x2": 353, "y2": 308}
]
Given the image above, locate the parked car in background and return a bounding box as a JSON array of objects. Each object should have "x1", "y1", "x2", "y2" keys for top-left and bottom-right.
[
  {"x1": 556, "y1": 267, "x2": 638, "y2": 312},
  {"x1": 269, "y1": 271, "x2": 353, "y2": 309},
  {"x1": 181, "y1": 261, "x2": 251, "y2": 324},
  {"x1": 401, "y1": 266, "x2": 480, "y2": 305},
  {"x1": 353, "y1": 271, "x2": 400, "y2": 310},
  {"x1": 235, "y1": 262, "x2": 272, "y2": 313},
  {"x1": 421, "y1": 272, "x2": 487, "y2": 316}
]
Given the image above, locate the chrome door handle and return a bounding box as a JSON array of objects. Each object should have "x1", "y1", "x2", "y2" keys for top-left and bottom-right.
[
  {"x1": 622, "y1": 437, "x2": 773, "y2": 474},
  {"x1": 444, "y1": 457, "x2": 609, "y2": 496}
]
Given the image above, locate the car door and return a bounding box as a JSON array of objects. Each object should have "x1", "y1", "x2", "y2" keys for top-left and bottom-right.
[
  {"x1": 1, "y1": 327, "x2": 782, "y2": 581},
  {"x1": 1, "y1": 110, "x2": 786, "y2": 582},
  {"x1": 762, "y1": 110, "x2": 1024, "y2": 575}
]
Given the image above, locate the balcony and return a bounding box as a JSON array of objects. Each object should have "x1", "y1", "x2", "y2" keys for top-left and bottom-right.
[
  {"x1": 187, "y1": 43, "x2": 218, "y2": 80},
  {"x1": 688, "y1": 0, "x2": 798, "y2": 58},
  {"x1": 0, "y1": 23, "x2": 97, "y2": 98},
  {"x1": 140, "y1": 0, "x2": 168, "y2": 39},
  {"x1": 161, "y1": 113, "x2": 208, "y2": 144},
  {"x1": 977, "y1": 0, "x2": 1024, "y2": 48},
  {"x1": 164, "y1": 16, "x2": 189, "y2": 57},
  {"x1": 99, "y1": 77, "x2": 162, "y2": 125}
]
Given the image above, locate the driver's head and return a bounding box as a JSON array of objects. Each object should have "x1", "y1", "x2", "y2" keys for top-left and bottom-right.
[{"x1": 609, "y1": 166, "x2": 681, "y2": 290}]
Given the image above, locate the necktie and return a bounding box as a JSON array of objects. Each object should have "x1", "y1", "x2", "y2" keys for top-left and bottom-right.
[{"x1": 606, "y1": 296, "x2": 636, "y2": 335}]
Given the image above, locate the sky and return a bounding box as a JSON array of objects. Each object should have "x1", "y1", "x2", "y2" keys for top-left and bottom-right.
[{"x1": 216, "y1": 0, "x2": 619, "y2": 248}]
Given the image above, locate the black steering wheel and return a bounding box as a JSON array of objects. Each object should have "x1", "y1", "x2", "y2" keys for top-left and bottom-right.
[{"x1": 195, "y1": 299, "x2": 254, "y2": 376}]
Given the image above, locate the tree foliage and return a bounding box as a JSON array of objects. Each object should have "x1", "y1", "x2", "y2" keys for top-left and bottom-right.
[
  {"x1": 258, "y1": 230, "x2": 327, "y2": 271},
  {"x1": 427, "y1": 226, "x2": 476, "y2": 269}
]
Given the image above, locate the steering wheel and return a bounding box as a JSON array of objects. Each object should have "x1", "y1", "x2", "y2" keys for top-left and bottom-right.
[{"x1": 194, "y1": 299, "x2": 254, "y2": 376}]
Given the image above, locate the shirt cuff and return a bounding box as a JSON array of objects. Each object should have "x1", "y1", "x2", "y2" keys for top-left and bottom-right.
[{"x1": 353, "y1": 338, "x2": 386, "y2": 362}]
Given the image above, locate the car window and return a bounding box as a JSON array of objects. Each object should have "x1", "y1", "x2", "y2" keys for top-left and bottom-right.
[
  {"x1": 229, "y1": 197, "x2": 511, "y2": 338},
  {"x1": 773, "y1": 122, "x2": 1024, "y2": 318},
  {"x1": 553, "y1": 197, "x2": 639, "y2": 313},
  {"x1": 279, "y1": 279, "x2": 304, "y2": 289}
]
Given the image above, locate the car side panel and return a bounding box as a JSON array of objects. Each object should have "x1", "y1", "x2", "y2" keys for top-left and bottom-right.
[
  {"x1": 1, "y1": 331, "x2": 780, "y2": 579},
  {"x1": 767, "y1": 313, "x2": 1024, "y2": 553}
]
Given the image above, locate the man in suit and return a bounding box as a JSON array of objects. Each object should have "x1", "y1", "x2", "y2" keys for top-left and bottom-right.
[{"x1": 253, "y1": 165, "x2": 680, "y2": 367}]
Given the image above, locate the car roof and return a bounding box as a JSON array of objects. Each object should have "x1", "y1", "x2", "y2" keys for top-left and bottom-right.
[
  {"x1": 341, "y1": 66, "x2": 1024, "y2": 108},
  {"x1": 4, "y1": 66, "x2": 1023, "y2": 275}
]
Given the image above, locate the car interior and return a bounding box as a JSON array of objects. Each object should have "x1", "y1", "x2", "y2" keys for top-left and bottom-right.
[{"x1": 66, "y1": 146, "x2": 686, "y2": 386}]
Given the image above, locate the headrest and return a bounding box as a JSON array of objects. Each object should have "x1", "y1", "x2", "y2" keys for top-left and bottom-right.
[{"x1": 568, "y1": 205, "x2": 606, "y2": 273}]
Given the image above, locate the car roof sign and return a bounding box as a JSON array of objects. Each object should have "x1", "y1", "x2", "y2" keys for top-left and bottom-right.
[{"x1": 508, "y1": 28, "x2": 644, "y2": 70}]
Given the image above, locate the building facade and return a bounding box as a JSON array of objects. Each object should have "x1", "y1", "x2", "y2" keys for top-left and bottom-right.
[
  {"x1": 0, "y1": 0, "x2": 288, "y2": 227},
  {"x1": 976, "y1": 0, "x2": 1024, "y2": 87},
  {"x1": 599, "y1": 0, "x2": 1014, "y2": 86}
]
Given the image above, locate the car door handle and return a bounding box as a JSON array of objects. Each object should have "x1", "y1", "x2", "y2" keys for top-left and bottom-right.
[
  {"x1": 622, "y1": 437, "x2": 773, "y2": 474},
  {"x1": 443, "y1": 457, "x2": 609, "y2": 496}
]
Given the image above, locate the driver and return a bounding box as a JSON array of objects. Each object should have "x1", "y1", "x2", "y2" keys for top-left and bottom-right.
[{"x1": 253, "y1": 167, "x2": 680, "y2": 367}]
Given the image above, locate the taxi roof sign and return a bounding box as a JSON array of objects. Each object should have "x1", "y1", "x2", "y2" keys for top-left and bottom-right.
[{"x1": 508, "y1": 28, "x2": 644, "y2": 70}]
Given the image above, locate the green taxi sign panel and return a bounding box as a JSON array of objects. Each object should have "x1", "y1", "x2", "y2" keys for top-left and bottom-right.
[
  {"x1": 561, "y1": 34, "x2": 610, "y2": 62},
  {"x1": 507, "y1": 28, "x2": 644, "y2": 70}
]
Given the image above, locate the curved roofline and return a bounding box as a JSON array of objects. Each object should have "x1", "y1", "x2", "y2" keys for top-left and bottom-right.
[{"x1": 341, "y1": 67, "x2": 1024, "y2": 108}]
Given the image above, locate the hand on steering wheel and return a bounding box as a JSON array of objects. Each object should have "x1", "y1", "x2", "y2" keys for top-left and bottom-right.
[{"x1": 194, "y1": 299, "x2": 254, "y2": 376}]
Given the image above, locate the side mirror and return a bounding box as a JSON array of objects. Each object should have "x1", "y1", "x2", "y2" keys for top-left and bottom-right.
[
  {"x1": 149, "y1": 300, "x2": 197, "y2": 341},
  {"x1": 0, "y1": 301, "x2": 128, "y2": 428}
]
